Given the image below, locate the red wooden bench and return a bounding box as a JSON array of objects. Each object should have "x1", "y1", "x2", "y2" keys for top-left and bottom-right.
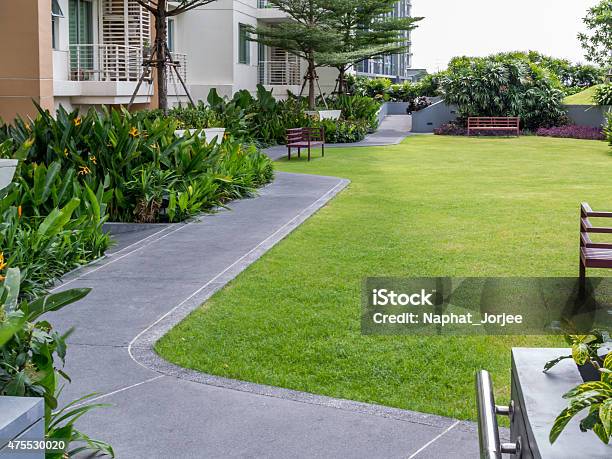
[
  {"x1": 579, "y1": 202, "x2": 612, "y2": 297},
  {"x1": 286, "y1": 127, "x2": 325, "y2": 161},
  {"x1": 467, "y1": 117, "x2": 520, "y2": 136}
]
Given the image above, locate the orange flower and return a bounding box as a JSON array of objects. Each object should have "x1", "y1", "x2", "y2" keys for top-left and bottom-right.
[
  {"x1": 78, "y1": 166, "x2": 91, "y2": 176},
  {"x1": 73, "y1": 117, "x2": 82, "y2": 127},
  {"x1": 17, "y1": 206, "x2": 22, "y2": 219},
  {"x1": 129, "y1": 126, "x2": 139, "y2": 138},
  {"x1": 0, "y1": 252, "x2": 7, "y2": 271}
]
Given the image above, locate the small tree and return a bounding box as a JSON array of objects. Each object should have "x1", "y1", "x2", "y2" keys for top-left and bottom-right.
[
  {"x1": 317, "y1": 0, "x2": 422, "y2": 94},
  {"x1": 577, "y1": 0, "x2": 612, "y2": 70},
  {"x1": 134, "y1": 0, "x2": 220, "y2": 112},
  {"x1": 249, "y1": 0, "x2": 339, "y2": 109}
]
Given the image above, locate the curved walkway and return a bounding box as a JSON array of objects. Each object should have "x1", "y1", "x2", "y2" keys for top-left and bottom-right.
[
  {"x1": 263, "y1": 115, "x2": 412, "y2": 161},
  {"x1": 49, "y1": 176, "x2": 479, "y2": 456}
]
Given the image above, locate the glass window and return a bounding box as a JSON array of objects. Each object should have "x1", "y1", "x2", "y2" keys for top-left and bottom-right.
[
  {"x1": 167, "y1": 18, "x2": 175, "y2": 52},
  {"x1": 51, "y1": 0, "x2": 63, "y2": 50},
  {"x1": 238, "y1": 24, "x2": 250, "y2": 64}
]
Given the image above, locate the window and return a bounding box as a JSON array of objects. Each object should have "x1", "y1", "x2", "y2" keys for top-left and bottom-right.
[
  {"x1": 167, "y1": 18, "x2": 175, "y2": 52},
  {"x1": 51, "y1": 0, "x2": 64, "y2": 50},
  {"x1": 238, "y1": 24, "x2": 250, "y2": 64}
]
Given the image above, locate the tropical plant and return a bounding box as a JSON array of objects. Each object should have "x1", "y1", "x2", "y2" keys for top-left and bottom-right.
[
  {"x1": 536, "y1": 125, "x2": 605, "y2": 141},
  {"x1": 544, "y1": 332, "x2": 610, "y2": 372},
  {"x1": 594, "y1": 84, "x2": 612, "y2": 106},
  {"x1": 0, "y1": 267, "x2": 114, "y2": 457},
  {"x1": 549, "y1": 353, "x2": 612, "y2": 445}
]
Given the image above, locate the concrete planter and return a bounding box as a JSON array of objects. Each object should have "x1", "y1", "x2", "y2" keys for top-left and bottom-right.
[
  {"x1": 174, "y1": 128, "x2": 226, "y2": 144},
  {"x1": 510, "y1": 348, "x2": 612, "y2": 458},
  {"x1": 0, "y1": 159, "x2": 18, "y2": 190},
  {"x1": 305, "y1": 110, "x2": 342, "y2": 121}
]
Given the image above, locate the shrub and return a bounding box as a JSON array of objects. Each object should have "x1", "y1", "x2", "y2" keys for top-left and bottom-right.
[
  {"x1": 0, "y1": 268, "x2": 114, "y2": 457},
  {"x1": 536, "y1": 125, "x2": 605, "y2": 140},
  {"x1": 433, "y1": 123, "x2": 467, "y2": 136},
  {"x1": 317, "y1": 119, "x2": 369, "y2": 143},
  {"x1": 441, "y1": 55, "x2": 567, "y2": 130},
  {"x1": 605, "y1": 111, "x2": 612, "y2": 147},
  {"x1": 326, "y1": 95, "x2": 382, "y2": 130},
  {"x1": 594, "y1": 84, "x2": 612, "y2": 106}
]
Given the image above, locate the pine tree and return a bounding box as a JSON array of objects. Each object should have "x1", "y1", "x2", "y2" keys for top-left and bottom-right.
[
  {"x1": 317, "y1": 0, "x2": 423, "y2": 94},
  {"x1": 248, "y1": 0, "x2": 340, "y2": 110}
]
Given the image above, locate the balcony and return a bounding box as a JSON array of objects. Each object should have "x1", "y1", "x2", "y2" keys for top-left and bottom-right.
[
  {"x1": 256, "y1": 0, "x2": 288, "y2": 22},
  {"x1": 68, "y1": 44, "x2": 187, "y2": 83},
  {"x1": 258, "y1": 60, "x2": 301, "y2": 86}
]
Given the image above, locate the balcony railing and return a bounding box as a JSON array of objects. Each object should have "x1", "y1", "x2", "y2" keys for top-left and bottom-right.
[
  {"x1": 68, "y1": 44, "x2": 187, "y2": 83},
  {"x1": 258, "y1": 60, "x2": 301, "y2": 86},
  {"x1": 257, "y1": 0, "x2": 274, "y2": 7}
]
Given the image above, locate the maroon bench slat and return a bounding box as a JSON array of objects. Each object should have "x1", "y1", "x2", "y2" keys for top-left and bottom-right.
[
  {"x1": 286, "y1": 127, "x2": 325, "y2": 161},
  {"x1": 467, "y1": 117, "x2": 520, "y2": 137},
  {"x1": 579, "y1": 203, "x2": 612, "y2": 296}
]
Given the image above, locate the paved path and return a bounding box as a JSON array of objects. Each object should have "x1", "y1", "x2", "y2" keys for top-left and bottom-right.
[
  {"x1": 48, "y1": 170, "x2": 480, "y2": 457},
  {"x1": 264, "y1": 115, "x2": 412, "y2": 161}
]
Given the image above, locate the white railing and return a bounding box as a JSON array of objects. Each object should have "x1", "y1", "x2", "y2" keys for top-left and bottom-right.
[
  {"x1": 68, "y1": 44, "x2": 187, "y2": 83},
  {"x1": 258, "y1": 0, "x2": 274, "y2": 7},
  {"x1": 168, "y1": 52, "x2": 188, "y2": 83},
  {"x1": 258, "y1": 60, "x2": 301, "y2": 86}
]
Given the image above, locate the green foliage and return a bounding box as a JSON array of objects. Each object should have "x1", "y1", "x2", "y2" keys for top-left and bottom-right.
[
  {"x1": 349, "y1": 75, "x2": 440, "y2": 102},
  {"x1": 325, "y1": 94, "x2": 382, "y2": 129},
  {"x1": 577, "y1": 0, "x2": 612, "y2": 68},
  {"x1": 0, "y1": 268, "x2": 113, "y2": 457},
  {"x1": 441, "y1": 55, "x2": 567, "y2": 130},
  {"x1": 605, "y1": 111, "x2": 612, "y2": 148},
  {"x1": 1, "y1": 105, "x2": 273, "y2": 224},
  {"x1": 594, "y1": 84, "x2": 612, "y2": 106},
  {"x1": 544, "y1": 332, "x2": 609, "y2": 372},
  {"x1": 318, "y1": 119, "x2": 369, "y2": 143},
  {"x1": 550, "y1": 353, "x2": 612, "y2": 445}
]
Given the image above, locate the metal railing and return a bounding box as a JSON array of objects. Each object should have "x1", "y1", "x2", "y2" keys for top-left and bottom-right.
[
  {"x1": 475, "y1": 370, "x2": 520, "y2": 458},
  {"x1": 258, "y1": 60, "x2": 301, "y2": 86},
  {"x1": 68, "y1": 44, "x2": 187, "y2": 83},
  {"x1": 257, "y1": 0, "x2": 275, "y2": 7}
]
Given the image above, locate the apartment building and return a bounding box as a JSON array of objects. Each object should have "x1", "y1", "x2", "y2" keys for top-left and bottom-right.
[
  {"x1": 0, "y1": 0, "x2": 418, "y2": 121},
  {"x1": 354, "y1": 0, "x2": 422, "y2": 82}
]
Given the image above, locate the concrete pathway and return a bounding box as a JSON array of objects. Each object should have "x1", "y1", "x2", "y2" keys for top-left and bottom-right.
[
  {"x1": 48, "y1": 171, "x2": 480, "y2": 458},
  {"x1": 264, "y1": 115, "x2": 412, "y2": 161}
]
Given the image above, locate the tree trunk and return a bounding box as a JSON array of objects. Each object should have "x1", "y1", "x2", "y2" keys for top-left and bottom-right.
[
  {"x1": 155, "y1": 2, "x2": 168, "y2": 113},
  {"x1": 307, "y1": 55, "x2": 316, "y2": 110},
  {"x1": 337, "y1": 66, "x2": 346, "y2": 95}
]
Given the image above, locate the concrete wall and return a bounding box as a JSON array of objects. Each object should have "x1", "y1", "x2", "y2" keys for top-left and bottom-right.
[
  {"x1": 412, "y1": 101, "x2": 458, "y2": 133},
  {"x1": 0, "y1": 0, "x2": 54, "y2": 121},
  {"x1": 564, "y1": 105, "x2": 611, "y2": 128},
  {"x1": 0, "y1": 397, "x2": 45, "y2": 458}
]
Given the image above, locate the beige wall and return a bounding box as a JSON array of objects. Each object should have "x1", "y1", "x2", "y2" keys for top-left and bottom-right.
[{"x1": 0, "y1": 0, "x2": 54, "y2": 122}]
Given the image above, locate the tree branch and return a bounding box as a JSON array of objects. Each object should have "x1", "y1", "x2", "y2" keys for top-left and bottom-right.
[
  {"x1": 133, "y1": 0, "x2": 158, "y2": 14},
  {"x1": 168, "y1": 0, "x2": 218, "y2": 16}
]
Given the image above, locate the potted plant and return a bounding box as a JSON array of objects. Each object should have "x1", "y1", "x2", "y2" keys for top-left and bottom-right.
[
  {"x1": 304, "y1": 109, "x2": 342, "y2": 121},
  {"x1": 544, "y1": 331, "x2": 612, "y2": 382},
  {"x1": 549, "y1": 352, "x2": 612, "y2": 445},
  {"x1": 0, "y1": 158, "x2": 17, "y2": 190},
  {"x1": 174, "y1": 109, "x2": 226, "y2": 144}
]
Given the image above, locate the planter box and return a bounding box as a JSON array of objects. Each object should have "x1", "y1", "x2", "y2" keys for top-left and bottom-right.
[
  {"x1": 174, "y1": 128, "x2": 226, "y2": 144},
  {"x1": 305, "y1": 110, "x2": 342, "y2": 121},
  {"x1": 0, "y1": 159, "x2": 18, "y2": 190},
  {"x1": 0, "y1": 397, "x2": 45, "y2": 458},
  {"x1": 511, "y1": 348, "x2": 612, "y2": 458}
]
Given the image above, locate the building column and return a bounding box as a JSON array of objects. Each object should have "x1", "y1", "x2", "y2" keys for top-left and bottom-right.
[{"x1": 0, "y1": 0, "x2": 54, "y2": 122}]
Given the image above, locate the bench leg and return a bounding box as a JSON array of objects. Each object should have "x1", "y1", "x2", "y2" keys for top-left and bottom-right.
[
  {"x1": 297, "y1": 148, "x2": 300, "y2": 159},
  {"x1": 308, "y1": 145, "x2": 311, "y2": 162},
  {"x1": 322, "y1": 143, "x2": 325, "y2": 157},
  {"x1": 287, "y1": 147, "x2": 291, "y2": 161},
  {"x1": 579, "y1": 258, "x2": 586, "y2": 299}
]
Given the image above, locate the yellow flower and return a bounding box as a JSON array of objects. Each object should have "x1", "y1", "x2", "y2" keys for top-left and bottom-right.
[
  {"x1": 0, "y1": 252, "x2": 7, "y2": 271},
  {"x1": 78, "y1": 166, "x2": 91, "y2": 176},
  {"x1": 188, "y1": 185, "x2": 193, "y2": 195},
  {"x1": 17, "y1": 206, "x2": 22, "y2": 219},
  {"x1": 63, "y1": 148, "x2": 69, "y2": 157},
  {"x1": 129, "y1": 126, "x2": 139, "y2": 138},
  {"x1": 73, "y1": 117, "x2": 82, "y2": 127},
  {"x1": 90, "y1": 155, "x2": 97, "y2": 165}
]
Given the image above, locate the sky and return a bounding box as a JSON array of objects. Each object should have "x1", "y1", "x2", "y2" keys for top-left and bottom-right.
[{"x1": 410, "y1": 0, "x2": 600, "y2": 72}]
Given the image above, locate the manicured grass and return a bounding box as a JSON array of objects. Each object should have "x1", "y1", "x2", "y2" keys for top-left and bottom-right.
[
  {"x1": 157, "y1": 135, "x2": 611, "y2": 421},
  {"x1": 563, "y1": 84, "x2": 602, "y2": 105}
]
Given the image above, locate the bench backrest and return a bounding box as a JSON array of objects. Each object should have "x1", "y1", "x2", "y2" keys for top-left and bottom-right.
[
  {"x1": 580, "y1": 203, "x2": 612, "y2": 247},
  {"x1": 286, "y1": 127, "x2": 325, "y2": 142},
  {"x1": 468, "y1": 117, "x2": 520, "y2": 128}
]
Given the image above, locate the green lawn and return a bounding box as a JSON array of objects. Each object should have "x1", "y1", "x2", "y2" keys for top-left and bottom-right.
[
  {"x1": 563, "y1": 84, "x2": 602, "y2": 105},
  {"x1": 157, "y1": 135, "x2": 611, "y2": 421}
]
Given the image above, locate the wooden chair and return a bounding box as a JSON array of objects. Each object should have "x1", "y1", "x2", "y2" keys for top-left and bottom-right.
[
  {"x1": 286, "y1": 127, "x2": 325, "y2": 161},
  {"x1": 467, "y1": 117, "x2": 520, "y2": 137},
  {"x1": 579, "y1": 203, "x2": 612, "y2": 297}
]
